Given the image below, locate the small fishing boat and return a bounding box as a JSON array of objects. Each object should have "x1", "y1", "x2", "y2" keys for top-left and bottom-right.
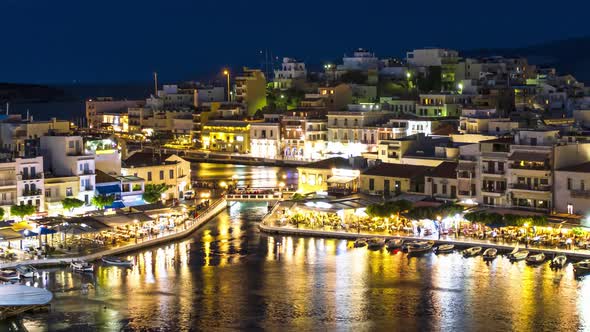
[
  {"x1": 71, "y1": 261, "x2": 94, "y2": 272},
  {"x1": 550, "y1": 255, "x2": 567, "y2": 269},
  {"x1": 526, "y1": 253, "x2": 545, "y2": 265},
  {"x1": 386, "y1": 239, "x2": 404, "y2": 250},
  {"x1": 482, "y1": 248, "x2": 498, "y2": 261},
  {"x1": 574, "y1": 259, "x2": 590, "y2": 275},
  {"x1": 462, "y1": 246, "x2": 483, "y2": 257},
  {"x1": 407, "y1": 241, "x2": 433, "y2": 254},
  {"x1": 436, "y1": 244, "x2": 454, "y2": 253},
  {"x1": 367, "y1": 238, "x2": 386, "y2": 250},
  {"x1": 15, "y1": 265, "x2": 38, "y2": 278},
  {"x1": 354, "y1": 238, "x2": 367, "y2": 248},
  {"x1": 510, "y1": 250, "x2": 529, "y2": 261},
  {"x1": 101, "y1": 256, "x2": 134, "y2": 267},
  {"x1": 0, "y1": 269, "x2": 20, "y2": 281}
]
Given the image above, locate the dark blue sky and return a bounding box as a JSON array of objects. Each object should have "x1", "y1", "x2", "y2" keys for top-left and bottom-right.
[{"x1": 2, "y1": 0, "x2": 588, "y2": 84}]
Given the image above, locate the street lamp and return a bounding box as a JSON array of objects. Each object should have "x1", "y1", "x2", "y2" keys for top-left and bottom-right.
[{"x1": 223, "y1": 69, "x2": 231, "y2": 102}]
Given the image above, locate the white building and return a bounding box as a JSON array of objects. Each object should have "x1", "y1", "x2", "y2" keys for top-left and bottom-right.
[
  {"x1": 339, "y1": 49, "x2": 379, "y2": 71},
  {"x1": 250, "y1": 123, "x2": 281, "y2": 159},
  {"x1": 40, "y1": 136, "x2": 96, "y2": 205},
  {"x1": 273, "y1": 58, "x2": 307, "y2": 90},
  {"x1": 16, "y1": 157, "x2": 45, "y2": 211}
]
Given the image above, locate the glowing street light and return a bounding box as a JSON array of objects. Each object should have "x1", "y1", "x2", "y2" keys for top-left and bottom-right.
[
  {"x1": 406, "y1": 72, "x2": 411, "y2": 79},
  {"x1": 223, "y1": 69, "x2": 231, "y2": 101}
]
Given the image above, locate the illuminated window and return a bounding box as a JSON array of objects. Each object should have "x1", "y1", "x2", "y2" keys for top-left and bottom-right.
[{"x1": 308, "y1": 175, "x2": 316, "y2": 185}]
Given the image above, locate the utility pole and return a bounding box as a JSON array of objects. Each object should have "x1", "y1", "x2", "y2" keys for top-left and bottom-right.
[{"x1": 153, "y1": 72, "x2": 158, "y2": 96}]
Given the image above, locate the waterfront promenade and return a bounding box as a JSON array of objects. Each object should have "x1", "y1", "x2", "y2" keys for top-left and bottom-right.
[
  {"x1": 259, "y1": 222, "x2": 590, "y2": 261},
  {"x1": 0, "y1": 198, "x2": 228, "y2": 269}
]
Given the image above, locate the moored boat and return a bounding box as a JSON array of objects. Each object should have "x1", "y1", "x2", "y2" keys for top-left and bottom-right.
[
  {"x1": 354, "y1": 238, "x2": 367, "y2": 248},
  {"x1": 510, "y1": 250, "x2": 529, "y2": 261},
  {"x1": 0, "y1": 269, "x2": 20, "y2": 281},
  {"x1": 550, "y1": 255, "x2": 567, "y2": 269},
  {"x1": 407, "y1": 241, "x2": 433, "y2": 254},
  {"x1": 71, "y1": 261, "x2": 94, "y2": 272},
  {"x1": 386, "y1": 239, "x2": 404, "y2": 250},
  {"x1": 15, "y1": 265, "x2": 38, "y2": 278},
  {"x1": 526, "y1": 253, "x2": 546, "y2": 265},
  {"x1": 436, "y1": 244, "x2": 454, "y2": 253},
  {"x1": 482, "y1": 248, "x2": 497, "y2": 261},
  {"x1": 574, "y1": 259, "x2": 590, "y2": 275},
  {"x1": 367, "y1": 238, "x2": 386, "y2": 250},
  {"x1": 101, "y1": 256, "x2": 134, "y2": 267},
  {"x1": 462, "y1": 246, "x2": 483, "y2": 257}
]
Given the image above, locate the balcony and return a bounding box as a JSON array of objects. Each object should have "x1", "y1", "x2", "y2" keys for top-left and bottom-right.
[
  {"x1": 0, "y1": 179, "x2": 16, "y2": 187},
  {"x1": 510, "y1": 183, "x2": 551, "y2": 192},
  {"x1": 17, "y1": 173, "x2": 43, "y2": 181},
  {"x1": 0, "y1": 199, "x2": 15, "y2": 205},
  {"x1": 80, "y1": 169, "x2": 95, "y2": 175},
  {"x1": 481, "y1": 169, "x2": 505, "y2": 175},
  {"x1": 21, "y1": 189, "x2": 42, "y2": 197},
  {"x1": 481, "y1": 187, "x2": 506, "y2": 194},
  {"x1": 510, "y1": 163, "x2": 549, "y2": 171},
  {"x1": 571, "y1": 189, "x2": 590, "y2": 198},
  {"x1": 80, "y1": 185, "x2": 94, "y2": 192}
]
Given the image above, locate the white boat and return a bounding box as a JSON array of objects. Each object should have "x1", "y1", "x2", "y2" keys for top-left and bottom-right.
[
  {"x1": 436, "y1": 244, "x2": 454, "y2": 253},
  {"x1": 550, "y1": 255, "x2": 567, "y2": 269},
  {"x1": 482, "y1": 248, "x2": 498, "y2": 261},
  {"x1": 71, "y1": 261, "x2": 94, "y2": 272},
  {"x1": 386, "y1": 239, "x2": 404, "y2": 250},
  {"x1": 462, "y1": 246, "x2": 483, "y2": 257},
  {"x1": 407, "y1": 241, "x2": 433, "y2": 254},
  {"x1": 510, "y1": 250, "x2": 529, "y2": 261},
  {"x1": 354, "y1": 238, "x2": 367, "y2": 248},
  {"x1": 509, "y1": 244, "x2": 519, "y2": 256},
  {"x1": 526, "y1": 253, "x2": 545, "y2": 265},
  {"x1": 367, "y1": 238, "x2": 386, "y2": 249},
  {"x1": 102, "y1": 256, "x2": 134, "y2": 267},
  {"x1": 0, "y1": 269, "x2": 20, "y2": 281},
  {"x1": 574, "y1": 259, "x2": 590, "y2": 274},
  {"x1": 15, "y1": 265, "x2": 38, "y2": 278}
]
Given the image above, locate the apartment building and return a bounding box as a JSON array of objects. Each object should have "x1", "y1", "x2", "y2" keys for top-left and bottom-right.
[
  {"x1": 121, "y1": 152, "x2": 190, "y2": 201},
  {"x1": 360, "y1": 163, "x2": 430, "y2": 196},
  {"x1": 273, "y1": 57, "x2": 307, "y2": 90},
  {"x1": 40, "y1": 135, "x2": 96, "y2": 205},
  {"x1": 250, "y1": 122, "x2": 281, "y2": 159},
  {"x1": 281, "y1": 111, "x2": 327, "y2": 161},
  {"x1": 326, "y1": 110, "x2": 389, "y2": 156},
  {"x1": 416, "y1": 93, "x2": 471, "y2": 117},
  {"x1": 235, "y1": 68, "x2": 267, "y2": 116},
  {"x1": 0, "y1": 116, "x2": 70, "y2": 156},
  {"x1": 86, "y1": 97, "x2": 144, "y2": 130},
  {"x1": 201, "y1": 120, "x2": 251, "y2": 153}
]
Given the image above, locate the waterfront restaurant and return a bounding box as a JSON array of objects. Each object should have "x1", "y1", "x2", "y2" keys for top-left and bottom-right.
[{"x1": 297, "y1": 157, "x2": 364, "y2": 195}]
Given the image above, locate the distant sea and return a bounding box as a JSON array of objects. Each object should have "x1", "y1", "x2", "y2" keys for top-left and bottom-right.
[{"x1": 5, "y1": 83, "x2": 152, "y2": 122}]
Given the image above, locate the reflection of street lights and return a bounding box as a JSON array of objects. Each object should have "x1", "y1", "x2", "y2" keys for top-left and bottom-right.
[
  {"x1": 219, "y1": 181, "x2": 228, "y2": 189},
  {"x1": 223, "y1": 69, "x2": 231, "y2": 101}
]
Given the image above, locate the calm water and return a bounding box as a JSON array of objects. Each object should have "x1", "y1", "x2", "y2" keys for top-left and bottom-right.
[
  {"x1": 2, "y1": 201, "x2": 590, "y2": 331},
  {"x1": 191, "y1": 163, "x2": 298, "y2": 189}
]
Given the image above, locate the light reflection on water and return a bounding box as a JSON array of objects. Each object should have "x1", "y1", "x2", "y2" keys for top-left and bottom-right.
[{"x1": 3, "y1": 202, "x2": 589, "y2": 331}]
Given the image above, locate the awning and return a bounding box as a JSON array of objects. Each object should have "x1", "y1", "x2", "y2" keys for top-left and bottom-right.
[
  {"x1": 109, "y1": 201, "x2": 126, "y2": 209},
  {"x1": 96, "y1": 184, "x2": 121, "y2": 195},
  {"x1": 509, "y1": 151, "x2": 549, "y2": 162},
  {"x1": 327, "y1": 176, "x2": 356, "y2": 184},
  {"x1": 0, "y1": 229, "x2": 23, "y2": 240}
]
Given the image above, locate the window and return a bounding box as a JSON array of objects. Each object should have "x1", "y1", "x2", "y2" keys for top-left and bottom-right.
[
  {"x1": 148, "y1": 171, "x2": 152, "y2": 181},
  {"x1": 160, "y1": 170, "x2": 164, "y2": 180},
  {"x1": 45, "y1": 189, "x2": 51, "y2": 197},
  {"x1": 66, "y1": 187, "x2": 73, "y2": 197},
  {"x1": 442, "y1": 184, "x2": 447, "y2": 195},
  {"x1": 369, "y1": 178, "x2": 375, "y2": 191},
  {"x1": 35, "y1": 199, "x2": 40, "y2": 206},
  {"x1": 69, "y1": 141, "x2": 74, "y2": 148},
  {"x1": 582, "y1": 180, "x2": 586, "y2": 191},
  {"x1": 433, "y1": 183, "x2": 438, "y2": 194},
  {"x1": 169, "y1": 170, "x2": 174, "y2": 179},
  {"x1": 132, "y1": 184, "x2": 142, "y2": 191}
]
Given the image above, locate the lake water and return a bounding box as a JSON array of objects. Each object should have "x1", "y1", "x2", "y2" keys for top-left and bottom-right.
[{"x1": 3, "y1": 201, "x2": 590, "y2": 331}]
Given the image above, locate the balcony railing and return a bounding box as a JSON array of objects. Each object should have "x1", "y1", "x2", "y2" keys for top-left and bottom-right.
[
  {"x1": 21, "y1": 189, "x2": 42, "y2": 196},
  {"x1": 510, "y1": 183, "x2": 551, "y2": 191},
  {"x1": 481, "y1": 187, "x2": 506, "y2": 194},
  {"x1": 481, "y1": 169, "x2": 505, "y2": 175},
  {"x1": 80, "y1": 169, "x2": 95, "y2": 175},
  {"x1": 0, "y1": 180, "x2": 16, "y2": 187},
  {"x1": 510, "y1": 163, "x2": 549, "y2": 171},
  {"x1": 571, "y1": 189, "x2": 590, "y2": 198},
  {"x1": 80, "y1": 185, "x2": 94, "y2": 191},
  {"x1": 17, "y1": 173, "x2": 43, "y2": 180}
]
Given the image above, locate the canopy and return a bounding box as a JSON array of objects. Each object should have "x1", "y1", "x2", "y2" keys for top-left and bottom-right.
[
  {"x1": 0, "y1": 285, "x2": 53, "y2": 306},
  {"x1": 36, "y1": 227, "x2": 57, "y2": 235},
  {"x1": 19, "y1": 230, "x2": 38, "y2": 237},
  {"x1": 11, "y1": 221, "x2": 33, "y2": 231},
  {"x1": 96, "y1": 184, "x2": 121, "y2": 195},
  {"x1": 109, "y1": 201, "x2": 126, "y2": 209},
  {"x1": 327, "y1": 176, "x2": 356, "y2": 184},
  {"x1": 0, "y1": 228, "x2": 24, "y2": 240}
]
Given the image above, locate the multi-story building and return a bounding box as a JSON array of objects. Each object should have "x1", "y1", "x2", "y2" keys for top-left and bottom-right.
[
  {"x1": 201, "y1": 120, "x2": 251, "y2": 153},
  {"x1": 424, "y1": 161, "x2": 458, "y2": 201},
  {"x1": 338, "y1": 49, "x2": 379, "y2": 71},
  {"x1": 360, "y1": 162, "x2": 430, "y2": 196},
  {"x1": 86, "y1": 97, "x2": 144, "y2": 130},
  {"x1": 459, "y1": 108, "x2": 518, "y2": 135},
  {"x1": 250, "y1": 122, "x2": 281, "y2": 159},
  {"x1": 0, "y1": 116, "x2": 70, "y2": 156},
  {"x1": 235, "y1": 68, "x2": 267, "y2": 116},
  {"x1": 297, "y1": 157, "x2": 363, "y2": 195},
  {"x1": 316, "y1": 84, "x2": 353, "y2": 111},
  {"x1": 407, "y1": 48, "x2": 460, "y2": 67},
  {"x1": 416, "y1": 93, "x2": 471, "y2": 117},
  {"x1": 95, "y1": 170, "x2": 145, "y2": 208},
  {"x1": 40, "y1": 135, "x2": 96, "y2": 205},
  {"x1": 121, "y1": 152, "x2": 190, "y2": 201},
  {"x1": 44, "y1": 174, "x2": 80, "y2": 215},
  {"x1": 273, "y1": 57, "x2": 307, "y2": 90},
  {"x1": 326, "y1": 110, "x2": 389, "y2": 156},
  {"x1": 16, "y1": 156, "x2": 45, "y2": 211},
  {"x1": 281, "y1": 111, "x2": 327, "y2": 161}
]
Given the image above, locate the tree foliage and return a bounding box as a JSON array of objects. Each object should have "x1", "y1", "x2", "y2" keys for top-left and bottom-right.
[
  {"x1": 366, "y1": 200, "x2": 413, "y2": 218},
  {"x1": 62, "y1": 198, "x2": 85, "y2": 211},
  {"x1": 91, "y1": 194, "x2": 116, "y2": 210},
  {"x1": 143, "y1": 184, "x2": 170, "y2": 203},
  {"x1": 10, "y1": 204, "x2": 36, "y2": 220},
  {"x1": 0, "y1": 207, "x2": 5, "y2": 220},
  {"x1": 463, "y1": 212, "x2": 547, "y2": 228}
]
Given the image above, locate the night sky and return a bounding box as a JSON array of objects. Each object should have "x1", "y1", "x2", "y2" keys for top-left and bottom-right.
[{"x1": 2, "y1": 0, "x2": 589, "y2": 84}]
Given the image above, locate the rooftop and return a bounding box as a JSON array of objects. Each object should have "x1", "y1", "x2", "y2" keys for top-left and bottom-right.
[
  {"x1": 300, "y1": 157, "x2": 353, "y2": 170},
  {"x1": 427, "y1": 161, "x2": 458, "y2": 179},
  {"x1": 95, "y1": 170, "x2": 118, "y2": 184},
  {"x1": 123, "y1": 152, "x2": 178, "y2": 168},
  {"x1": 362, "y1": 163, "x2": 431, "y2": 178}
]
